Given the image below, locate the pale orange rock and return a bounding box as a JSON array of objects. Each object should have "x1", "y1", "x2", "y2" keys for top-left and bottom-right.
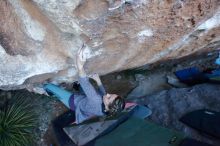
[{"x1": 0, "y1": 0, "x2": 220, "y2": 91}]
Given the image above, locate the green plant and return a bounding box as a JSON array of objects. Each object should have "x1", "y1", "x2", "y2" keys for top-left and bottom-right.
[{"x1": 0, "y1": 97, "x2": 37, "y2": 146}]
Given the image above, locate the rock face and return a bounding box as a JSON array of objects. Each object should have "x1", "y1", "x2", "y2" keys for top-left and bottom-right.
[{"x1": 1, "y1": 0, "x2": 220, "y2": 90}]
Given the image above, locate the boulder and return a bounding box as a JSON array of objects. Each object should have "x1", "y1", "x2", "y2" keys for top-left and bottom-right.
[{"x1": 1, "y1": 0, "x2": 220, "y2": 90}]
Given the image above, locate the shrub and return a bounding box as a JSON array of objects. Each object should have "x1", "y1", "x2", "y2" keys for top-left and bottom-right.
[{"x1": 0, "y1": 97, "x2": 37, "y2": 146}]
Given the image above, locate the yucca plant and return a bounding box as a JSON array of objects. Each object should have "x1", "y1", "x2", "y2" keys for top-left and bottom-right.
[{"x1": 0, "y1": 97, "x2": 37, "y2": 146}]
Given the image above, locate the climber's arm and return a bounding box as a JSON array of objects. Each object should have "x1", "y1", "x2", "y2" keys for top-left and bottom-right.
[
  {"x1": 76, "y1": 44, "x2": 102, "y2": 102},
  {"x1": 89, "y1": 74, "x2": 106, "y2": 96},
  {"x1": 76, "y1": 44, "x2": 87, "y2": 77}
]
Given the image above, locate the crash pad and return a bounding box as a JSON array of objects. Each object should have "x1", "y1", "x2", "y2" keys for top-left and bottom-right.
[
  {"x1": 175, "y1": 67, "x2": 208, "y2": 85},
  {"x1": 180, "y1": 109, "x2": 220, "y2": 139},
  {"x1": 64, "y1": 119, "x2": 118, "y2": 146},
  {"x1": 95, "y1": 118, "x2": 185, "y2": 146},
  {"x1": 64, "y1": 105, "x2": 152, "y2": 146},
  {"x1": 179, "y1": 138, "x2": 215, "y2": 146},
  {"x1": 131, "y1": 105, "x2": 152, "y2": 119}
]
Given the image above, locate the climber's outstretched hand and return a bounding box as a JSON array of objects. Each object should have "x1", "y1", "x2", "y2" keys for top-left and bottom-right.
[{"x1": 76, "y1": 44, "x2": 86, "y2": 76}]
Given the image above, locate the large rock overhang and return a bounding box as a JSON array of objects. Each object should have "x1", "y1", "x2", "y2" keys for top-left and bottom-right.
[{"x1": 0, "y1": 0, "x2": 220, "y2": 91}]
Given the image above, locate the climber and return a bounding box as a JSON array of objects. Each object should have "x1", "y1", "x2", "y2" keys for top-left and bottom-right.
[{"x1": 44, "y1": 44, "x2": 125, "y2": 124}]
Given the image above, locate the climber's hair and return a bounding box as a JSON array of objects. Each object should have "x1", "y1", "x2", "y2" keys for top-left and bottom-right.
[{"x1": 108, "y1": 96, "x2": 125, "y2": 116}]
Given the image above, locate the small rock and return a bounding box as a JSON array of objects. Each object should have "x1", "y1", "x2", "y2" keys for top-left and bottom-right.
[
  {"x1": 116, "y1": 75, "x2": 122, "y2": 80},
  {"x1": 167, "y1": 74, "x2": 187, "y2": 88}
]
